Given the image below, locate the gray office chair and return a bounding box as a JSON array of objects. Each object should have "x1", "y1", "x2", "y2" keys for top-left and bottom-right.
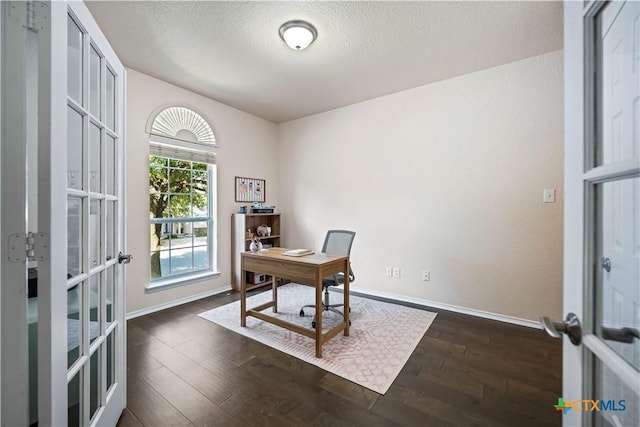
[{"x1": 299, "y1": 230, "x2": 356, "y2": 328}]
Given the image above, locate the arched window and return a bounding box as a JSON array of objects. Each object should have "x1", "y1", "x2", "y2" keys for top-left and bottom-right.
[{"x1": 147, "y1": 106, "x2": 218, "y2": 286}]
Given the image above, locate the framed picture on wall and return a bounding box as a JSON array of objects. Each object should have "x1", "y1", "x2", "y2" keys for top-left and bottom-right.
[{"x1": 235, "y1": 176, "x2": 266, "y2": 202}]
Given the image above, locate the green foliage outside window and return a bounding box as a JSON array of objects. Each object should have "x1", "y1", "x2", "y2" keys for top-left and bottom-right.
[{"x1": 149, "y1": 156, "x2": 209, "y2": 279}]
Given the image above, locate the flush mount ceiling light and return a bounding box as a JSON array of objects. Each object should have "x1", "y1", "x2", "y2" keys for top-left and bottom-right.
[{"x1": 279, "y1": 20, "x2": 317, "y2": 50}]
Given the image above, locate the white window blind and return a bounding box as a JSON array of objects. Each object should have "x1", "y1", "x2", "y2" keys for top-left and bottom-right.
[
  {"x1": 148, "y1": 106, "x2": 216, "y2": 164},
  {"x1": 149, "y1": 135, "x2": 216, "y2": 164}
]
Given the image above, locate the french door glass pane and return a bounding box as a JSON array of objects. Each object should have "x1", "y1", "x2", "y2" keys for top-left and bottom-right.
[
  {"x1": 67, "y1": 197, "x2": 82, "y2": 278},
  {"x1": 89, "y1": 350, "x2": 100, "y2": 421},
  {"x1": 89, "y1": 199, "x2": 101, "y2": 268},
  {"x1": 67, "y1": 15, "x2": 83, "y2": 104},
  {"x1": 597, "y1": 177, "x2": 640, "y2": 369},
  {"x1": 89, "y1": 275, "x2": 100, "y2": 345},
  {"x1": 106, "y1": 333, "x2": 114, "y2": 391},
  {"x1": 106, "y1": 134, "x2": 116, "y2": 195},
  {"x1": 67, "y1": 107, "x2": 83, "y2": 190},
  {"x1": 594, "y1": 358, "x2": 640, "y2": 426},
  {"x1": 89, "y1": 123, "x2": 101, "y2": 193},
  {"x1": 68, "y1": 371, "x2": 81, "y2": 427},
  {"x1": 89, "y1": 45, "x2": 101, "y2": 119},
  {"x1": 106, "y1": 68, "x2": 115, "y2": 131},
  {"x1": 67, "y1": 284, "x2": 81, "y2": 369},
  {"x1": 597, "y1": 0, "x2": 640, "y2": 166},
  {"x1": 106, "y1": 266, "x2": 114, "y2": 323},
  {"x1": 106, "y1": 201, "x2": 115, "y2": 261}
]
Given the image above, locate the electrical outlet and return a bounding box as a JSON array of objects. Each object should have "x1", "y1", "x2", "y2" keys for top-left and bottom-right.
[
  {"x1": 543, "y1": 188, "x2": 556, "y2": 203},
  {"x1": 422, "y1": 271, "x2": 430, "y2": 281},
  {"x1": 392, "y1": 267, "x2": 401, "y2": 278},
  {"x1": 385, "y1": 267, "x2": 393, "y2": 277}
]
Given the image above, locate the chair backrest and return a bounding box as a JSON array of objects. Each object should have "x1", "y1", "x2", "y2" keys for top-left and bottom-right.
[
  {"x1": 322, "y1": 230, "x2": 356, "y2": 256},
  {"x1": 321, "y1": 230, "x2": 356, "y2": 285}
]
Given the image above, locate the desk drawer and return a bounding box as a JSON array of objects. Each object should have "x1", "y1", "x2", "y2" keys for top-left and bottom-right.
[{"x1": 243, "y1": 257, "x2": 319, "y2": 283}]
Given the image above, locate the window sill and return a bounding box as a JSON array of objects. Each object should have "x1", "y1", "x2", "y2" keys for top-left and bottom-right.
[{"x1": 146, "y1": 270, "x2": 221, "y2": 293}]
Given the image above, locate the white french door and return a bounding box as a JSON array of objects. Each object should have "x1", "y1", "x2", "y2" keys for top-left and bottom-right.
[
  {"x1": 1, "y1": 1, "x2": 127, "y2": 426},
  {"x1": 64, "y1": 1, "x2": 127, "y2": 425},
  {"x1": 557, "y1": 1, "x2": 639, "y2": 426}
]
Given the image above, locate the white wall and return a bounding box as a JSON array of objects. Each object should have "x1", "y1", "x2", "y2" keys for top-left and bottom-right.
[
  {"x1": 126, "y1": 69, "x2": 278, "y2": 314},
  {"x1": 277, "y1": 50, "x2": 564, "y2": 322}
]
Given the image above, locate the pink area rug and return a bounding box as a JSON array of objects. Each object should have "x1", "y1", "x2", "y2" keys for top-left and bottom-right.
[{"x1": 198, "y1": 283, "x2": 436, "y2": 394}]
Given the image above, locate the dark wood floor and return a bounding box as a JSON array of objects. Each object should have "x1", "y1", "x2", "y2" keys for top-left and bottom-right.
[{"x1": 117, "y1": 289, "x2": 562, "y2": 427}]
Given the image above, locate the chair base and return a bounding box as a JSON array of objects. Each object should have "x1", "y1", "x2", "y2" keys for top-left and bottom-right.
[{"x1": 299, "y1": 288, "x2": 350, "y2": 329}]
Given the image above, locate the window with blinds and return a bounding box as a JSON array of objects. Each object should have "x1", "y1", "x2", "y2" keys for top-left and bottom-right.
[{"x1": 147, "y1": 107, "x2": 217, "y2": 285}]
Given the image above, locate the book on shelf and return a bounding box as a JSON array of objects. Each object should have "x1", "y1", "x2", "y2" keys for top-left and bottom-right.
[{"x1": 282, "y1": 248, "x2": 314, "y2": 257}]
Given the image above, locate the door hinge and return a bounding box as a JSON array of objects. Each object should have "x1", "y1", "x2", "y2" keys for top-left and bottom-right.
[
  {"x1": 7, "y1": 1, "x2": 49, "y2": 32},
  {"x1": 8, "y1": 232, "x2": 49, "y2": 263}
]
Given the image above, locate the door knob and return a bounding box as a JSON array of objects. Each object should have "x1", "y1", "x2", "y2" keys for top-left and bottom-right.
[
  {"x1": 540, "y1": 312, "x2": 582, "y2": 345},
  {"x1": 602, "y1": 326, "x2": 640, "y2": 344},
  {"x1": 602, "y1": 257, "x2": 611, "y2": 272},
  {"x1": 118, "y1": 252, "x2": 133, "y2": 264}
]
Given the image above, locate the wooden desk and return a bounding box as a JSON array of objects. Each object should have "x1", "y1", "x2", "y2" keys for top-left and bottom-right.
[{"x1": 241, "y1": 247, "x2": 350, "y2": 358}]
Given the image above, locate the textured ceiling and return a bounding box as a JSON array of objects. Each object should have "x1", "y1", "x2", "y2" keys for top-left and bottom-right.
[{"x1": 86, "y1": 1, "x2": 563, "y2": 123}]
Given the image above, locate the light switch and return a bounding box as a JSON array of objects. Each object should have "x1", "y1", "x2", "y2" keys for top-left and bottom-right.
[{"x1": 543, "y1": 189, "x2": 556, "y2": 203}]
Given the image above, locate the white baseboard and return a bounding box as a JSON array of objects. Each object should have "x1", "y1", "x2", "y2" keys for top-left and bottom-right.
[
  {"x1": 347, "y1": 285, "x2": 541, "y2": 329},
  {"x1": 126, "y1": 283, "x2": 541, "y2": 329},
  {"x1": 126, "y1": 285, "x2": 232, "y2": 320}
]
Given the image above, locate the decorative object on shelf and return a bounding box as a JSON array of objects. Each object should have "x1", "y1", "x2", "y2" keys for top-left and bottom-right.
[
  {"x1": 250, "y1": 202, "x2": 276, "y2": 213},
  {"x1": 235, "y1": 176, "x2": 265, "y2": 202},
  {"x1": 247, "y1": 272, "x2": 266, "y2": 284},
  {"x1": 239, "y1": 206, "x2": 247, "y2": 213},
  {"x1": 256, "y1": 225, "x2": 269, "y2": 237},
  {"x1": 249, "y1": 235, "x2": 263, "y2": 252},
  {"x1": 267, "y1": 226, "x2": 272, "y2": 236},
  {"x1": 232, "y1": 212, "x2": 281, "y2": 291}
]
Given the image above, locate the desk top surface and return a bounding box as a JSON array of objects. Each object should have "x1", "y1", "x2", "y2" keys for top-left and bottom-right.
[{"x1": 242, "y1": 247, "x2": 348, "y2": 266}]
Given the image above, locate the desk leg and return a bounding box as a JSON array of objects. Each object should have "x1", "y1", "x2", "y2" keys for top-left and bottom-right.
[
  {"x1": 315, "y1": 277, "x2": 323, "y2": 358},
  {"x1": 343, "y1": 260, "x2": 350, "y2": 337},
  {"x1": 240, "y1": 266, "x2": 247, "y2": 327},
  {"x1": 272, "y1": 276, "x2": 278, "y2": 313}
]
